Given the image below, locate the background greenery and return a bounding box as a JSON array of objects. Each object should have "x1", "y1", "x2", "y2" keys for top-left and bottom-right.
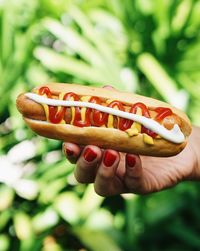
[{"x1": 1, "y1": 0, "x2": 200, "y2": 250}]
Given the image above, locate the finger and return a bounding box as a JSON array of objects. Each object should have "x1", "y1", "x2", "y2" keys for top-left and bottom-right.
[
  {"x1": 94, "y1": 150, "x2": 120, "y2": 196},
  {"x1": 63, "y1": 142, "x2": 82, "y2": 164},
  {"x1": 124, "y1": 154, "x2": 144, "y2": 193},
  {"x1": 103, "y1": 85, "x2": 115, "y2": 90},
  {"x1": 74, "y1": 145, "x2": 102, "y2": 183}
]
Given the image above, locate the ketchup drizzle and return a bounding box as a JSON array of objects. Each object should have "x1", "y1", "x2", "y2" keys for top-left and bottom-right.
[{"x1": 38, "y1": 86, "x2": 172, "y2": 137}]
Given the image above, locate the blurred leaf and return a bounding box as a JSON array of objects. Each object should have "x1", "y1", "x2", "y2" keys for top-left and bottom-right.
[
  {"x1": 39, "y1": 178, "x2": 67, "y2": 204},
  {"x1": 74, "y1": 227, "x2": 122, "y2": 251},
  {"x1": 34, "y1": 47, "x2": 110, "y2": 85},
  {"x1": 171, "y1": 0, "x2": 194, "y2": 34},
  {"x1": 80, "y1": 184, "x2": 104, "y2": 219},
  {"x1": 54, "y1": 192, "x2": 80, "y2": 224},
  {"x1": 36, "y1": 160, "x2": 73, "y2": 182},
  {"x1": 85, "y1": 208, "x2": 114, "y2": 230},
  {"x1": 0, "y1": 234, "x2": 10, "y2": 251},
  {"x1": 14, "y1": 212, "x2": 33, "y2": 240},
  {"x1": 137, "y1": 52, "x2": 189, "y2": 110},
  {"x1": 168, "y1": 223, "x2": 200, "y2": 249},
  {"x1": 0, "y1": 210, "x2": 12, "y2": 231},
  {"x1": 32, "y1": 208, "x2": 59, "y2": 233},
  {"x1": 69, "y1": 6, "x2": 121, "y2": 70},
  {"x1": 14, "y1": 179, "x2": 39, "y2": 200},
  {"x1": 43, "y1": 18, "x2": 106, "y2": 69},
  {"x1": 0, "y1": 185, "x2": 14, "y2": 211}
]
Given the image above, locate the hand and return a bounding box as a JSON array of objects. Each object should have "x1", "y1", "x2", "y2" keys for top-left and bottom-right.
[
  {"x1": 62, "y1": 128, "x2": 198, "y2": 196},
  {"x1": 62, "y1": 85, "x2": 199, "y2": 196}
]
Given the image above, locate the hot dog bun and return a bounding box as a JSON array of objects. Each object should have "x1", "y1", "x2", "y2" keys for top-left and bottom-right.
[{"x1": 16, "y1": 83, "x2": 192, "y2": 157}]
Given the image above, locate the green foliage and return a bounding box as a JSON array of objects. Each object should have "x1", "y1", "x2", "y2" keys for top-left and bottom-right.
[{"x1": 1, "y1": 0, "x2": 200, "y2": 250}]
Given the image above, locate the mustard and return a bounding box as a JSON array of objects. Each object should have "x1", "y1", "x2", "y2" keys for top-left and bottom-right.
[
  {"x1": 125, "y1": 108, "x2": 142, "y2": 136},
  {"x1": 106, "y1": 99, "x2": 118, "y2": 128},
  {"x1": 58, "y1": 93, "x2": 66, "y2": 124},
  {"x1": 143, "y1": 133, "x2": 154, "y2": 145},
  {"x1": 80, "y1": 96, "x2": 91, "y2": 122},
  {"x1": 36, "y1": 90, "x2": 50, "y2": 122}
]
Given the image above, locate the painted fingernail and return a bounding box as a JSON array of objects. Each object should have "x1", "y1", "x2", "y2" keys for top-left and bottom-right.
[
  {"x1": 65, "y1": 148, "x2": 74, "y2": 157},
  {"x1": 126, "y1": 154, "x2": 136, "y2": 167},
  {"x1": 103, "y1": 151, "x2": 117, "y2": 167},
  {"x1": 84, "y1": 148, "x2": 97, "y2": 162}
]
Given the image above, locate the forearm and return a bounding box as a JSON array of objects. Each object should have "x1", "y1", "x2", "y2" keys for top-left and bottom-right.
[{"x1": 188, "y1": 126, "x2": 200, "y2": 180}]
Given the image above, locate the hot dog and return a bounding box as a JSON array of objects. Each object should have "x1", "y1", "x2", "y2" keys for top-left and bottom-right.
[{"x1": 16, "y1": 83, "x2": 192, "y2": 157}]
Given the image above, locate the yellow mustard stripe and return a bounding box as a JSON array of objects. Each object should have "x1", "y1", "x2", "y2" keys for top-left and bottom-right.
[
  {"x1": 106, "y1": 99, "x2": 119, "y2": 128},
  {"x1": 143, "y1": 133, "x2": 154, "y2": 145},
  {"x1": 125, "y1": 107, "x2": 142, "y2": 136},
  {"x1": 43, "y1": 104, "x2": 50, "y2": 122},
  {"x1": 106, "y1": 99, "x2": 115, "y2": 104},
  {"x1": 80, "y1": 96, "x2": 91, "y2": 122},
  {"x1": 58, "y1": 93, "x2": 65, "y2": 124},
  {"x1": 107, "y1": 114, "x2": 114, "y2": 128},
  {"x1": 36, "y1": 90, "x2": 50, "y2": 122}
]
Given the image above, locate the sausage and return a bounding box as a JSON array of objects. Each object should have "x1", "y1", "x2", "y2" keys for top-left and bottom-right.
[
  {"x1": 16, "y1": 93, "x2": 181, "y2": 129},
  {"x1": 16, "y1": 83, "x2": 192, "y2": 157}
]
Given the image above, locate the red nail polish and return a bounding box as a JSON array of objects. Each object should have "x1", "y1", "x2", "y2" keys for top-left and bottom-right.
[
  {"x1": 66, "y1": 148, "x2": 74, "y2": 156},
  {"x1": 126, "y1": 155, "x2": 136, "y2": 167},
  {"x1": 84, "y1": 148, "x2": 97, "y2": 162},
  {"x1": 103, "y1": 151, "x2": 117, "y2": 167}
]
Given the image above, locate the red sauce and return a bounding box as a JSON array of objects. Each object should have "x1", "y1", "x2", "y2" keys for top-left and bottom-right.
[
  {"x1": 89, "y1": 96, "x2": 108, "y2": 126},
  {"x1": 108, "y1": 100, "x2": 133, "y2": 131},
  {"x1": 155, "y1": 107, "x2": 173, "y2": 121},
  {"x1": 38, "y1": 86, "x2": 173, "y2": 137}
]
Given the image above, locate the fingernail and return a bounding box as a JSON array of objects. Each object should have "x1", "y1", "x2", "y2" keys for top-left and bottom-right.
[
  {"x1": 66, "y1": 148, "x2": 74, "y2": 156},
  {"x1": 103, "y1": 151, "x2": 117, "y2": 167},
  {"x1": 84, "y1": 148, "x2": 97, "y2": 162},
  {"x1": 126, "y1": 154, "x2": 136, "y2": 167}
]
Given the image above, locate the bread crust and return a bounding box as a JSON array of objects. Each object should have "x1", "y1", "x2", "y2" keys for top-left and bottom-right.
[
  {"x1": 16, "y1": 83, "x2": 192, "y2": 157},
  {"x1": 24, "y1": 118, "x2": 187, "y2": 157}
]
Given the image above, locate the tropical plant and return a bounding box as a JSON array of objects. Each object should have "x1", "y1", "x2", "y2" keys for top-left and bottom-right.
[{"x1": 1, "y1": 0, "x2": 200, "y2": 250}]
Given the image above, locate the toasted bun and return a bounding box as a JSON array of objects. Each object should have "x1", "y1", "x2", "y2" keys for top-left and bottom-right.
[
  {"x1": 17, "y1": 83, "x2": 192, "y2": 157},
  {"x1": 24, "y1": 118, "x2": 187, "y2": 157}
]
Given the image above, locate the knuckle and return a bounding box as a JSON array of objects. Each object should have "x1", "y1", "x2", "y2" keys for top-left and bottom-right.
[
  {"x1": 74, "y1": 172, "x2": 93, "y2": 184},
  {"x1": 94, "y1": 186, "x2": 109, "y2": 197},
  {"x1": 98, "y1": 170, "x2": 112, "y2": 180}
]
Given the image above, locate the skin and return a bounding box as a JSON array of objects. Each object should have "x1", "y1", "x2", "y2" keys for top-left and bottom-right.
[{"x1": 62, "y1": 86, "x2": 200, "y2": 196}]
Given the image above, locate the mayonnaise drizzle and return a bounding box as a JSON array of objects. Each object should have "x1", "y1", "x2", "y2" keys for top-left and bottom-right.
[{"x1": 25, "y1": 93, "x2": 185, "y2": 144}]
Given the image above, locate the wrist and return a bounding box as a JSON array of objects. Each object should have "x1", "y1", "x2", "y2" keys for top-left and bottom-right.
[{"x1": 187, "y1": 126, "x2": 200, "y2": 180}]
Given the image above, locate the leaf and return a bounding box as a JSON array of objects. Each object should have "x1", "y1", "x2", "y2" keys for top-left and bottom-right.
[
  {"x1": 0, "y1": 185, "x2": 14, "y2": 211},
  {"x1": 137, "y1": 52, "x2": 189, "y2": 110},
  {"x1": 0, "y1": 1, "x2": 14, "y2": 66},
  {"x1": 0, "y1": 234, "x2": 10, "y2": 251},
  {"x1": 39, "y1": 178, "x2": 67, "y2": 204},
  {"x1": 32, "y1": 207, "x2": 59, "y2": 233},
  {"x1": 0, "y1": 210, "x2": 12, "y2": 231},
  {"x1": 171, "y1": 0, "x2": 194, "y2": 34},
  {"x1": 34, "y1": 47, "x2": 110, "y2": 85},
  {"x1": 80, "y1": 184, "x2": 104, "y2": 218},
  {"x1": 43, "y1": 18, "x2": 106, "y2": 68},
  {"x1": 14, "y1": 212, "x2": 33, "y2": 240},
  {"x1": 74, "y1": 227, "x2": 122, "y2": 251},
  {"x1": 84, "y1": 208, "x2": 114, "y2": 230},
  {"x1": 53, "y1": 192, "x2": 80, "y2": 224},
  {"x1": 69, "y1": 6, "x2": 120, "y2": 67}
]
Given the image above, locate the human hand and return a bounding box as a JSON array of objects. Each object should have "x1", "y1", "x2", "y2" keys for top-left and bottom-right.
[
  {"x1": 62, "y1": 86, "x2": 199, "y2": 196},
  {"x1": 62, "y1": 128, "x2": 198, "y2": 196}
]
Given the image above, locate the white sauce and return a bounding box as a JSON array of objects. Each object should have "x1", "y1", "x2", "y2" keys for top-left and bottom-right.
[{"x1": 25, "y1": 93, "x2": 185, "y2": 144}]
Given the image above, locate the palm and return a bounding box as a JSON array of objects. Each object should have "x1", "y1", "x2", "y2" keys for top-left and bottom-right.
[{"x1": 111, "y1": 143, "x2": 196, "y2": 195}]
